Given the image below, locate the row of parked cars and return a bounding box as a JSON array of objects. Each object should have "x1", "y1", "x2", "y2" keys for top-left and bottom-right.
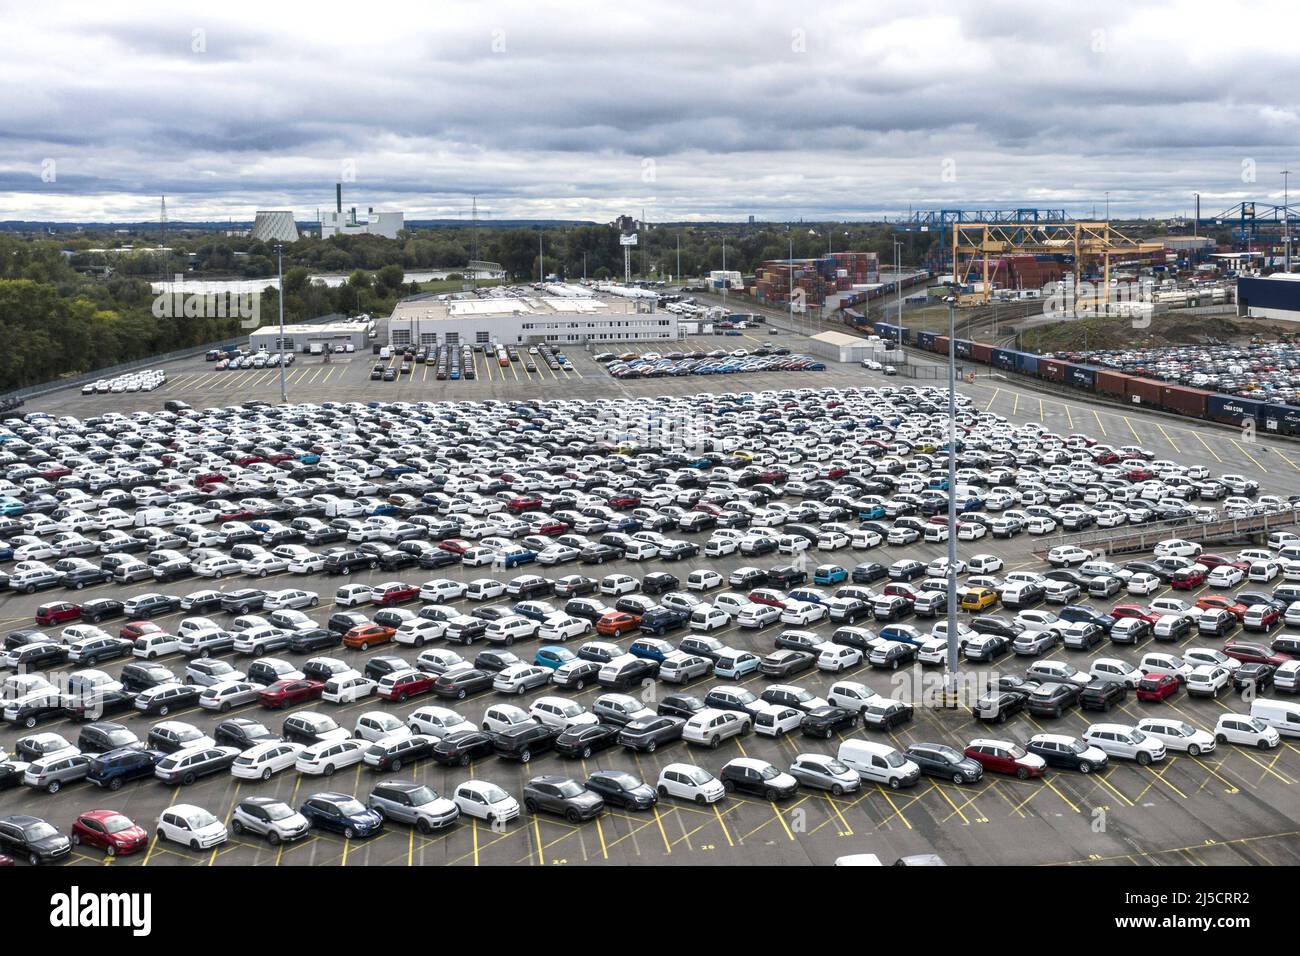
[
  {"x1": 601, "y1": 351, "x2": 825, "y2": 379},
  {"x1": 80, "y1": 370, "x2": 166, "y2": 396}
]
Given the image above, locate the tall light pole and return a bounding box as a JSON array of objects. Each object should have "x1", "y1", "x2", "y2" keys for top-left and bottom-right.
[
  {"x1": 1105, "y1": 191, "x2": 1110, "y2": 222},
  {"x1": 1193, "y1": 192, "x2": 1200, "y2": 240},
  {"x1": 1284, "y1": 170, "x2": 1292, "y2": 273},
  {"x1": 721, "y1": 237, "x2": 727, "y2": 312},
  {"x1": 893, "y1": 238, "x2": 903, "y2": 361},
  {"x1": 789, "y1": 236, "x2": 795, "y2": 333},
  {"x1": 943, "y1": 294, "x2": 960, "y2": 702},
  {"x1": 676, "y1": 233, "x2": 681, "y2": 286},
  {"x1": 276, "y1": 243, "x2": 287, "y2": 404}
]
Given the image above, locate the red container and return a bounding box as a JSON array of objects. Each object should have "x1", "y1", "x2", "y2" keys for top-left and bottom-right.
[
  {"x1": 1160, "y1": 385, "x2": 1211, "y2": 417},
  {"x1": 971, "y1": 343, "x2": 993, "y2": 364},
  {"x1": 1094, "y1": 370, "x2": 1131, "y2": 397},
  {"x1": 934, "y1": 335, "x2": 951, "y2": 356},
  {"x1": 1040, "y1": 359, "x2": 1067, "y2": 382},
  {"x1": 1125, "y1": 377, "x2": 1162, "y2": 406}
]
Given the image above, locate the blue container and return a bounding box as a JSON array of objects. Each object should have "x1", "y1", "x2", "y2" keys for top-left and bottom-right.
[
  {"x1": 1064, "y1": 364, "x2": 1096, "y2": 391},
  {"x1": 955, "y1": 340, "x2": 974, "y2": 360},
  {"x1": 1206, "y1": 394, "x2": 1263, "y2": 425},
  {"x1": 1014, "y1": 352, "x2": 1039, "y2": 375},
  {"x1": 990, "y1": 348, "x2": 1017, "y2": 370}
]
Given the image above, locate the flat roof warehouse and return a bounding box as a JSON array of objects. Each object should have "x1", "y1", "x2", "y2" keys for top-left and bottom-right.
[{"x1": 387, "y1": 290, "x2": 678, "y2": 348}]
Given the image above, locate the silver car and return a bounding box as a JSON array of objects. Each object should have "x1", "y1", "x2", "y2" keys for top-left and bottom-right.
[
  {"x1": 367, "y1": 780, "x2": 460, "y2": 833},
  {"x1": 230, "y1": 796, "x2": 310, "y2": 844},
  {"x1": 788, "y1": 753, "x2": 861, "y2": 795},
  {"x1": 1012, "y1": 628, "x2": 1059, "y2": 656},
  {"x1": 199, "y1": 681, "x2": 262, "y2": 712},
  {"x1": 23, "y1": 752, "x2": 93, "y2": 793}
]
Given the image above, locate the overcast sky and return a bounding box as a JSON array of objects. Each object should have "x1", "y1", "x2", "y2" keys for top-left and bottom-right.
[{"x1": 3, "y1": 0, "x2": 1298, "y2": 223}]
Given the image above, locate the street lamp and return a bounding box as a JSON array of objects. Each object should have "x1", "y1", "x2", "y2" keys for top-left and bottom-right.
[
  {"x1": 893, "y1": 238, "x2": 904, "y2": 363},
  {"x1": 1283, "y1": 170, "x2": 1292, "y2": 274},
  {"x1": 943, "y1": 294, "x2": 960, "y2": 702},
  {"x1": 276, "y1": 242, "x2": 287, "y2": 404}
]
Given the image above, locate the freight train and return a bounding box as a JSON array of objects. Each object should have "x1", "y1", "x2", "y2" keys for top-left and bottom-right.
[{"x1": 851, "y1": 318, "x2": 1300, "y2": 439}]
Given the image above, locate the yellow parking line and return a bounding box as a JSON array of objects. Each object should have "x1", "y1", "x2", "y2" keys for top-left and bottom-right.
[
  {"x1": 1124, "y1": 416, "x2": 1141, "y2": 442},
  {"x1": 532, "y1": 815, "x2": 545, "y2": 865},
  {"x1": 1230, "y1": 439, "x2": 1267, "y2": 471},
  {"x1": 652, "y1": 805, "x2": 672, "y2": 854},
  {"x1": 1156, "y1": 423, "x2": 1180, "y2": 452},
  {"x1": 1275, "y1": 448, "x2": 1300, "y2": 473},
  {"x1": 877, "y1": 789, "x2": 914, "y2": 830},
  {"x1": 1042, "y1": 776, "x2": 1081, "y2": 813},
  {"x1": 928, "y1": 781, "x2": 969, "y2": 825},
  {"x1": 712, "y1": 803, "x2": 735, "y2": 846},
  {"x1": 1193, "y1": 431, "x2": 1223, "y2": 463},
  {"x1": 984, "y1": 387, "x2": 1000, "y2": 412},
  {"x1": 1093, "y1": 409, "x2": 1107, "y2": 437},
  {"x1": 1063, "y1": 404, "x2": 1074, "y2": 430},
  {"x1": 1038, "y1": 398, "x2": 1045, "y2": 421}
]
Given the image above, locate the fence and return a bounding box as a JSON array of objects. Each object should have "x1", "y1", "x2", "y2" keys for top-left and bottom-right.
[{"x1": 1032, "y1": 508, "x2": 1300, "y2": 558}]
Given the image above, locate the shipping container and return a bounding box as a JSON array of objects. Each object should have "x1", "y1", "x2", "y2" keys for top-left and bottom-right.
[
  {"x1": 934, "y1": 335, "x2": 951, "y2": 357},
  {"x1": 1206, "y1": 394, "x2": 1264, "y2": 425},
  {"x1": 1261, "y1": 404, "x2": 1300, "y2": 437},
  {"x1": 1063, "y1": 364, "x2": 1096, "y2": 391},
  {"x1": 955, "y1": 340, "x2": 974, "y2": 360},
  {"x1": 1039, "y1": 359, "x2": 1067, "y2": 383},
  {"x1": 915, "y1": 331, "x2": 936, "y2": 350},
  {"x1": 1125, "y1": 377, "x2": 1162, "y2": 407},
  {"x1": 1159, "y1": 385, "x2": 1211, "y2": 418},
  {"x1": 990, "y1": 347, "x2": 1017, "y2": 370},
  {"x1": 1014, "y1": 352, "x2": 1039, "y2": 375},
  {"x1": 1094, "y1": 369, "x2": 1132, "y2": 398},
  {"x1": 971, "y1": 342, "x2": 993, "y2": 364}
]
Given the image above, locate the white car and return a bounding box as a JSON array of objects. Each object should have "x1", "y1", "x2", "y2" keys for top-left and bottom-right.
[
  {"x1": 481, "y1": 704, "x2": 535, "y2": 735},
  {"x1": 1185, "y1": 665, "x2": 1232, "y2": 698},
  {"x1": 453, "y1": 780, "x2": 520, "y2": 823},
  {"x1": 656, "y1": 762, "x2": 726, "y2": 804},
  {"x1": 686, "y1": 569, "x2": 724, "y2": 591},
  {"x1": 968, "y1": 553, "x2": 1003, "y2": 574},
  {"x1": 156, "y1": 804, "x2": 228, "y2": 850},
  {"x1": 779, "y1": 600, "x2": 826, "y2": 625},
  {"x1": 1089, "y1": 658, "x2": 1143, "y2": 688},
  {"x1": 1183, "y1": 648, "x2": 1240, "y2": 673},
  {"x1": 295, "y1": 738, "x2": 365, "y2": 775},
  {"x1": 1125, "y1": 573, "x2": 1161, "y2": 596},
  {"x1": 493, "y1": 664, "x2": 551, "y2": 695},
  {"x1": 466, "y1": 578, "x2": 507, "y2": 601},
  {"x1": 682, "y1": 708, "x2": 751, "y2": 747},
  {"x1": 407, "y1": 706, "x2": 473, "y2": 738},
  {"x1": 263, "y1": 589, "x2": 318, "y2": 611},
  {"x1": 1082, "y1": 723, "x2": 1167, "y2": 765},
  {"x1": 1214, "y1": 713, "x2": 1281, "y2": 750},
  {"x1": 1136, "y1": 718, "x2": 1216, "y2": 756},
  {"x1": 1154, "y1": 538, "x2": 1201, "y2": 559},
  {"x1": 1207, "y1": 565, "x2": 1245, "y2": 588},
  {"x1": 537, "y1": 614, "x2": 590, "y2": 642},
  {"x1": 231, "y1": 741, "x2": 304, "y2": 780},
  {"x1": 320, "y1": 671, "x2": 376, "y2": 704},
  {"x1": 752, "y1": 704, "x2": 804, "y2": 738},
  {"x1": 529, "y1": 696, "x2": 598, "y2": 732},
  {"x1": 393, "y1": 618, "x2": 447, "y2": 647},
  {"x1": 1047, "y1": 546, "x2": 1090, "y2": 567}
]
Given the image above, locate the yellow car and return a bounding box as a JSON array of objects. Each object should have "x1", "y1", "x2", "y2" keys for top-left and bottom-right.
[{"x1": 959, "y1": 588, "x2": 998, "y2": 612}]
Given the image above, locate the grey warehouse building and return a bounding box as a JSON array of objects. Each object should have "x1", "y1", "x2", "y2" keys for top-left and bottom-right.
[{"x1": 248, "y1": 320, "x2": 372, "y2": 353}]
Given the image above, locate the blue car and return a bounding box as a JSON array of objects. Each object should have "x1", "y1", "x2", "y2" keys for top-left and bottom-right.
[
  {"x1": 299, "y1": 792, "x2": 384, "y2": 838},
  {"x1": 0, "y1": 496, "x2": 24, "y2": 516},
  {"x1": 86, "y1": 747, "x2": 165, "y2": 790},
  {"x1": 501, "y1": 548, "x2": 537, "y2": 568},
  {"x1": 534, "y1": 645, "x2": 577, "y2": 669},
  {"x1": 878, "y1": 624, "x2": 925, "y2": 646},
  {"x1": 627, "y1": 638, "x2": 673, "y2": 662},
  {"x1": 814, "y1": 565, "x2": 848, "y2": 586}
]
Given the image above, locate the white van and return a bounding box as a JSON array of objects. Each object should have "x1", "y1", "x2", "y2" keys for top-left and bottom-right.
[
  {"x1": 380, "y1": 346, "x2": 392, "y2": 359},
  {"x1": 1250, "y1": 698, "x2": 1300, "y2": 738},
  {"x1": 836, "y1": 739, "x2": 921, "y2": 789}
]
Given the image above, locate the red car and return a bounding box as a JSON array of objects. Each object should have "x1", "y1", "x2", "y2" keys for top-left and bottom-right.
[
  {"x1": 35, "y1": 602, "x2": 81, "y2": 626},
  {"x1": 506, "y1": 496, "x2": 543, "y2": 513},
  {"x1": 1197, "y1": 595, "x2": 1249, "y2": 620},
  {"x1": 1136, "y1": 672, "x2": 1180, "y2": 702},
  {"x1": 882, "y1": 583, "x2": 917, "y2": 601},
  {"x1": 39, "y1": 465, "x2": 72, "y2": 480},
  {"x1": 1196, "y1": 553, "x2": 1248, "y2": 571},
  {"x1": 1125, "y1": 467, "x2": 1154, "y2": 481},
  {"x1": 235, "y1": 455, "x2": 265, "y2": 467},
  {"x1": 746, "y1": 589, "x2": 788, "y2": 609},
  {"x1": 377, "y1": 670, "x2": 437, "y2": 702},
  {"x1": 1110, "y1": 604, "x2": 1158, "y2": 624},
  {"x1": 1222, "y1": 641, "x2": 1291, "y2": 667},
  {"x1": 438, "y1": 538, "x2": 472, "y2": 555},
  {"x1": 257, "y1": 679, "x2": 324, "y2": 709},
  {"x1": 964, "y1": 739, "x2": 1047, "y2": 779},
  {"x1": 1094, "y1": 451, "x2": 1120, "y2": 465},
  {"x1": 119, "y1": 620, "x2": 164, "y2": 641},
  {"x1": 608, "y1": 493, "x2": 641, "y2": 509},
  {"x1": 371, "y1": 582, "x2": 419, "y2": 607},
  {"x1": 534, "y1": 520, "x2": 568, "y2": 536},
  {"x1": 70, "y1": 810, "x2": 149, "y2": 856},
  {"x1": 1169, "y1": 568, "x2": 1206, "y2": 590},
  {"x1": 1242, "y1": 605, "x2": 1283, "y2": 631}
]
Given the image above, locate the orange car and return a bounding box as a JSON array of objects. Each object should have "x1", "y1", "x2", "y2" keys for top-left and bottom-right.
[
  {"x1": 1195, "y1": 595, "x2": 1248, "y2": 621},
  {"x1": 343, "y1": 623, "x2": 395, "y2": 651},
  {"x1": 596, "y1": 611, "x2": 641, "y2": 638}
]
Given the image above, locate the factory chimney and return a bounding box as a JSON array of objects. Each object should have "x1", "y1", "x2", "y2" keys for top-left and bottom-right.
[{"x1": 336, "y1": 183, "x2": 342, "y2": 214}]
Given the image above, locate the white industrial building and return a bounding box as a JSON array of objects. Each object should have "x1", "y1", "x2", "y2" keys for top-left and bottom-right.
[
  {"x1": 248, "y1": 320, "x2": 372, "y2": 353},
  {"x1": 388, "y1": 293, "x2": 676, "y2": 349},
  {"x1": 320, "y1": 207, "x2": 404, "y2": 240},
  {"x1": 807, "y1": 330, "x2": 899, "y2": 364}
]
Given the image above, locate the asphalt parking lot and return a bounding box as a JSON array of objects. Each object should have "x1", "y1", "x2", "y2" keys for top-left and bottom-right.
[{"x1": 7, "y1": 327, "x2": 1300, "y2": 868}]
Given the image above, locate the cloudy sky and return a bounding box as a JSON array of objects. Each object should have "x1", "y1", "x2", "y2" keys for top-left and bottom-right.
[{"x1": 3, "y1": 0, "x2": 1298, "y2": 223}]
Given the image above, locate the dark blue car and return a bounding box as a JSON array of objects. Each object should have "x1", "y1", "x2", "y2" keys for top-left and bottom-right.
[
  {"x1": 299, "y1": 792, "x2": 384, "y2": 838},
  {"x1": 87, "y1": 747, "x2": 165, "y2": 791}
]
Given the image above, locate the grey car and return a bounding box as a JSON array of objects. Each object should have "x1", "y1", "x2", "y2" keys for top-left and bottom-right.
[
  {"x1": 1012, "y1": 628, "x2": 1059, "y2": 656},
  {"x1": 522, "y1": 775, "x2": 605, "y2": 822},
  {"x1": 367, "y1": 780, "x2": 460, "y2": 832},
  {"x1": 787, "y1": 753, "x2": 861, "y2": 795},
  {"x1": 23, "y1": 752, "x2": 93, "y2": 793},
  {"x1": 230, "y1": 796, "x2": 310, "y2": 844},
  {"x1": 198, "y1": 681, "x2": 262, "y2": 712}
]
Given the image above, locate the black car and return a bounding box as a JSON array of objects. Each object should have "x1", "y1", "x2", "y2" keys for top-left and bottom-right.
[
  {"x1": 775, "y1": 630, "x2": 823, "y2": 653},
  {"x1": 1026, "y1": 735, "x2": 1108, "y2": 773},
  {"x1": 852, "y1": 562, "x2": 887, "y2": 584},
  {"x1": 728, "y1": 567, "x2": 769, "y2": 589},
  {"x1": 580, "y1": 544, "x2": 623, "y2": 565},
  {"x1": 63, "y1": 689, "x2": 137, "y2": 721},
  {"x1": 550, "y1": 660, "x2": 600, "y2": 690},
  {"x1": 433, "y1": 668, "x2": 494, "y2": 700},
  {"x1": 597, "y1": 655, "x2": 659, "y2": 689},
  {"x1": 974, "y1": 691, "x2": 1026, "y2": 723},
  {"x1": 493, "y1": 723, "x2": 560, "y2": 762},
  {"x1": 417, "y1": 549, "x2": 459, "y2": 570},
  {"x1": 906, "y1": 743, "x2": 984, "y2": 784},
  {"x1": 1124, "y1": 560, "x2": 1173, "y2": 583},
  {"x1": 364, "y1": 655, "x2": 411, "y2": 682},
  {"x1": 137, "y1": 684, "x2": 201, "y2": 715},
  {"x1": 641, "y1": 572, "x2": 680, "y2": 596},
  {"x1": 969, "y1": 617, "x2": 1022, "y2": 639},
  {"x1": 555, "y1": 722, "x2": 621, "y2": 758},
  {"x1": 323, "y1": 551, "x2": 378, "y2": 575},
  {"x1": 657, "y1": 694, "x2": 705, "y2": 720},
  {"x1": 522, "y1": 775, "x2": 604, "y2": 821},
  {"x1": 660, "y1": 541, "x2": 699, "y2": 561},
  {"x1": 62, "y1": 566, "x2": 112, "y2": 589},
  {"x1": 584, "y1": 770, "x2": 657, "y2": 810},
  {"x1": 118, "y1": 663, "x2": 175, "y2": 694},
  {"x1": 125, "y1": 593, "x2": 181, "y2": 619},
  {"x1": 180, "y1": 592, "x2": 224, "y2": 614},
  {"x1": 1027, "y1": 681, "x2": 1080, "y2": 718},
  {"x1": 1079, "y1": 679, "x2": 1127, "y2": 712},
  {"x1": 639, "y1": 607, "x2": 686, "y2": 636},
  {"x1": 220, "y1": 589, "x2": 266, "y2": 615},
  {"x1": 617, "y1": 715, "x2": 685, "y2": 752},
  {"x1": 0, "y1": 814, "x2": 72, "y2": 865},
  {"x1": 288, "y1": 628, "x2": 341, "y2": 653},
  {"x1": 76, "y1": 721, "x2": 140, "y2": 755},
  {"x1": 431, "y1": 729, "x2": 495, "y2": 767},
  {"x1": 8, "y1": 641, "x2": 68, "y2": 672},
  {"x1": 1233, "y1": 662, "x2": 1275, "y2": 693},
  {"x1": 5, "y1": 693, "x2": 65, "y2": 729},
  {"x1": 474, "y1": 650, "x2": 522, "y2": 673},
  {"x1": 799, "y1": 706, "x2": 860, "y2": 739},
  {"x1": 328, "y1": 611, "x2": 370, "y2": 635},
  {"x1": 719, "y1": 761, "x2": 797, "y2": 800},
  {"x1": 213, "y1": 717, "x2": 280, "y2": 751},
  {"x1": 0, "y1": 762, "x2": 26, "y2": 790}
]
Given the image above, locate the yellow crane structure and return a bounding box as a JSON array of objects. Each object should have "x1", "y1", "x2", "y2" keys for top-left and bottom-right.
[{"x1": 950, "y1": 221, "x2": 1166, "y2": 306}]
